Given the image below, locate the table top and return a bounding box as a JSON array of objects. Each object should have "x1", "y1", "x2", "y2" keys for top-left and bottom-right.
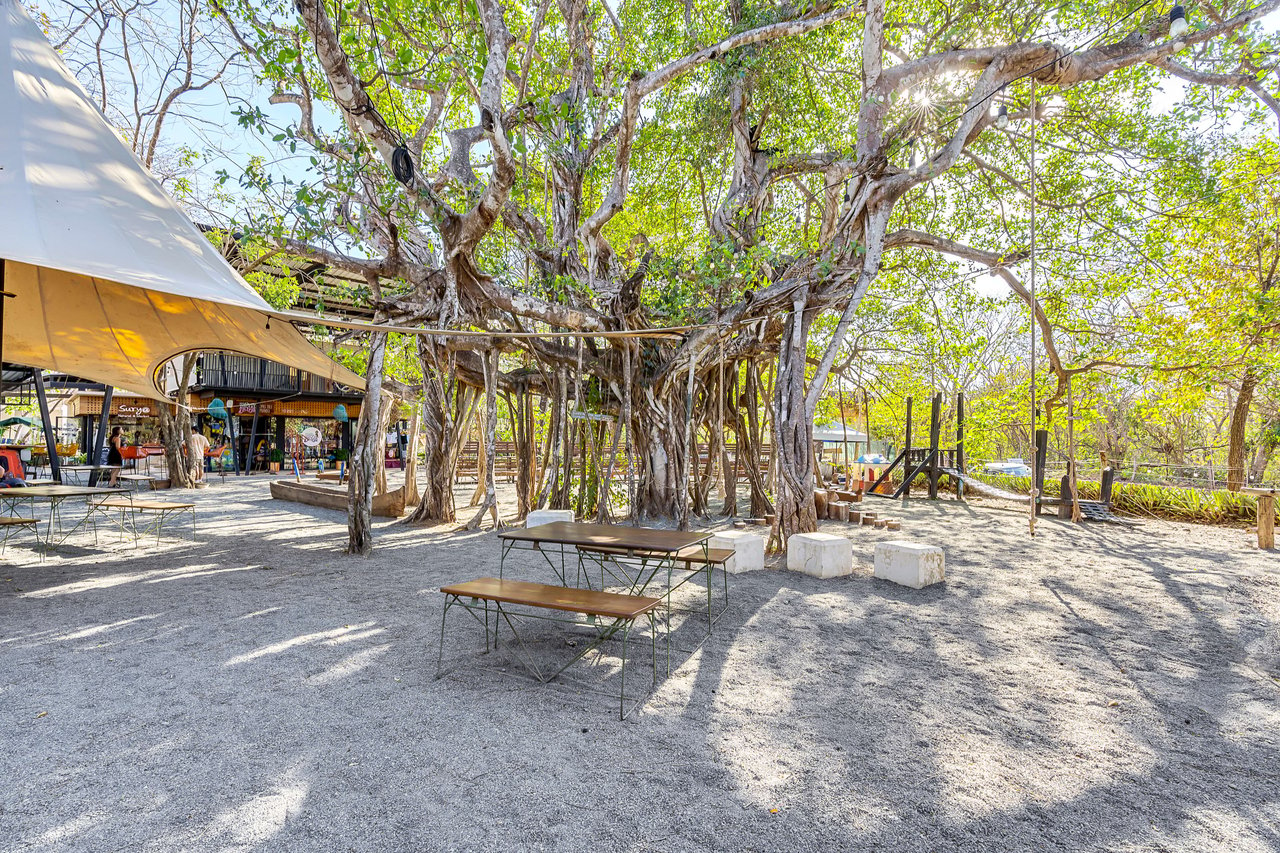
[
  {"x1": 500, "y1": 521, "x2": 711, "y2": 553},
  {"x1": 1242, "y1": 487, "x2": 1278, "y2": 496},
  {"x1": 0, "y1": 485, "x2": 127, "y2": 498},
  {"x1": 61, "y1": 465, "x2": 122, "y2": 472}
]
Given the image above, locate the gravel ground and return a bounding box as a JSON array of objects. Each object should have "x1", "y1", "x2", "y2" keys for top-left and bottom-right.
[{"x1": 1, "y1": 476, "x2": 1278, "y2": 852}]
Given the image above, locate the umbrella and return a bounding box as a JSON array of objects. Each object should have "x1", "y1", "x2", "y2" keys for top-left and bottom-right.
[
  {"x1": 0, "y1": 414, "x2": 40, "y2": 429},
  {"x1": 0, "y1": 0, "x2": 364, "y2": 399}
]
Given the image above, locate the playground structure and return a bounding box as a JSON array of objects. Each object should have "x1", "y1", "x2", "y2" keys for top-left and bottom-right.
[
  {"x1": 865, "y1": 392, "x2": 968, "y2": 500},
  {"x1": 856, "y1": 392, "x2": 1119, "y2": 520},
  {"x1": 1033, "y1": 429, "x2": 1118, "y2": 521}
]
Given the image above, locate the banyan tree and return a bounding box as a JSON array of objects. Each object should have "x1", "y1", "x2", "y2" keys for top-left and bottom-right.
[{"x1": 208, "y1": 0, "x2": 1280, "y2": 551}]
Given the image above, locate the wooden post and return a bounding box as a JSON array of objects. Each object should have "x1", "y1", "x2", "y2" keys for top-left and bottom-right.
[
  {"x1": 1244, "y1": 488, "x2": 1277, "y2": 549},
  {"x1": 928, "y1": 392, "x2": 941, "y2": 499},
  {"x1": 1034, "y1": 429, "x2": 1049, "y2": 516},
  {"x1": 1260, "y1": 495, "x2": 1275, "y2": 549},
  {"x1": 956, "y1": 391, "x2": 965, "y2": 499},
  {"x1": 901, "y1": 396, "x2": 912, "y2": 496}
]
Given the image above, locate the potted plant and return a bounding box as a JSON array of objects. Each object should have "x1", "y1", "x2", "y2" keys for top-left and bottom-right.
[
  {"x1": 334, "y1": 448, "x2": 350, "y2": 463},
  {"x1": 268, "y1": 447, "x2": 284, "y2": 473}
]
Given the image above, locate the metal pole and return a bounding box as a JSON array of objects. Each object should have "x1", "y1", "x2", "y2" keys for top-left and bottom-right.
[
  {"x1": 89, "y1": 385, "x2": 113, "y2": 486},
  {"x1": 1028, "y1": 78, "x2": 1038, "y2": 537},
  {"x1": 33, "y1": 368, "x2": 60, "y2": 483},
  {"x1": 244, "y1": 402, "x2": 261, "y2": 475},
  {"x1": 839, "y1": 378, "x2": 850, "y2": 485}
]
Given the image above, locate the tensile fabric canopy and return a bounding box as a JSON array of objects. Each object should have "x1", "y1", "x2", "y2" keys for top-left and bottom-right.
[{"x1": 0, "y1": 0, "x2": 364, "y2": 399}]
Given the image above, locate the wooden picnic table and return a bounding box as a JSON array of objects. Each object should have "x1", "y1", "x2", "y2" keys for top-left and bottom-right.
[
  {"x1": 1242, "y1": 487, "x2": 1277, "y2": 549},
  {"x1": 59, "y1": 464, "x2": 122, "y2": 486},
  {"x1": 498, "y1": 521, "x2": 712, "y2": 590},
  {"x1": 0, "y1": 485, "x2": 128, "y2": 548},
  {"x1": 498, "y1": 521, "x2": 728, "y2": 671}
]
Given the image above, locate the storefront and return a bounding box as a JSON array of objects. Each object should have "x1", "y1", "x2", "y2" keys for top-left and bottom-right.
[
  {"x1": 67, "y1": 392, "x2": 169, "y2": 459},
  {"x1": 193, "y1": 395, "x2": 359, "y2": 471}
]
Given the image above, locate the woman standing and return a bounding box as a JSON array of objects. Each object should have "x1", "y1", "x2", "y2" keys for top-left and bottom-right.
[{"x1": 107, "y1": 426, "x2": 124, "y2": 487}]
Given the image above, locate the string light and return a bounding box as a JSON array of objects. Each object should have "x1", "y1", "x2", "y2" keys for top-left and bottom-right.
[
  {"x1": 1169, "y1": 5, "x2": 1188, "y2": 38},
  {"x1": 995, "y1": 105, "x2": 1010, "y2": 129}
]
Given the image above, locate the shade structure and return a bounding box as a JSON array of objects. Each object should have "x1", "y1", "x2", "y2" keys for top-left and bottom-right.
[{"x1": 0, "y1": 0, "x2": 364, "y2": 399}]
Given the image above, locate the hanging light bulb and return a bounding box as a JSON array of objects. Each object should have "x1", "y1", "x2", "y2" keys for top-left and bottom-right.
[
  {"x1": 1169, "y1": 5, "x2": 1188, "y2": 38},
  {"x1": 995, "y1": 105, "x2": 1009, "y2": 129}
]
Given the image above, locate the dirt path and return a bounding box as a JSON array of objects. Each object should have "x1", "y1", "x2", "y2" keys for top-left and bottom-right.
[{"x1": 2, "y1": 478, "x2": 1277, "y2": 851}]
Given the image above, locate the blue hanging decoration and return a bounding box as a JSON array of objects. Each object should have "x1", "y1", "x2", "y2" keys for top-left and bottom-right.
[
  {"x1": 333, "y1": 404, "x2": 349, "y2": 423},
  {"x1": 208, "y1": 398, "x2": 228, "y2": 420}
]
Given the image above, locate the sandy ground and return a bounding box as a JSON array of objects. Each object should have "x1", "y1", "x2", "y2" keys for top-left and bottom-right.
[{"x1": 1, "y1": 474, "x2": 1278, "y2": 852}]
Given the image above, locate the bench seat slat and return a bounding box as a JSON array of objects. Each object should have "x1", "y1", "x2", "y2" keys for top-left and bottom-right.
[
  {"x1": 441, "y1": 577, "x2": 660, "y2": 620},
  {"x1": 0, "y1": 517, "x2": 36, "y2": 526}
]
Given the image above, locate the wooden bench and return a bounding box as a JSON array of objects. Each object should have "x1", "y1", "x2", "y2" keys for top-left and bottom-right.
[
  {"x1": 437, "y1": 577, "x2": 661, "y2": 719},
  {"x1": 0, "y1": 516, "x2": 41, "y2": 560},
  {"x1": 574, "y1": 543, "x2": 732, "y2": 633},
  {"x1": 119, "y1": 473, "x2": 157, "y2": 490},
  {"x1": 92, "y1": 498, "x2": 196, "y2": 545}
]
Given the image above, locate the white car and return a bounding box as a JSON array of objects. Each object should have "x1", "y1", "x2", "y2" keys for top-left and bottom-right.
[{"x1": 983, "y1": 459, "x2": 1032, "y2": 478}]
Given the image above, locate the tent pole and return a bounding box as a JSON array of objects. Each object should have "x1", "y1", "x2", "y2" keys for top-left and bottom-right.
[
  {"x1": 245, "y1": 402, "x2": 261, "y2": 475},
  {"x1": 89, "y1": 385, "x2": 113, "y2": 486},
  {"x1": 33, "y1": 368, "x2": 60, "y2": 483}
]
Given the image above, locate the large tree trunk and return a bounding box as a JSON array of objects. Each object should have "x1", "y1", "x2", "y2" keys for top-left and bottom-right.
[
  {"x1": 406, "y1": 352, "x2": 476, "y2": 524},
  {"x1": 632, "y1": 385, "x2": 686, "y2": 520},
  {"x1": 1249, "y1": 412, "x2": 1279, "y2": 483},
  {"x1": 402, "y1": 403, "x2": 422, "y2": 507},
  {"x1": 158, "y1": 354, "x2": 198, "y2": 488},
  {"x1": 465, "y1": 348, "x2": 502, "y2": 529},
  {"x1": 773, "y1": 297, "x2": 819, "y2": 538},
  {"x1": 1227, "y1": 369, "x2": 1258, "y2": 491},
  {"x1": 347, "y1": 332, "x2": 387, "y2": 554},
  {"x1": 510, "y1": 385, "x2": 537, "y2": 520}
]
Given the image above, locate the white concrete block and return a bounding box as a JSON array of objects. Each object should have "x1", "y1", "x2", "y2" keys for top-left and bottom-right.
[
  {"x1": 526, "y1": 509, "x2": 575, "y2": 527},
  {"x1": 709, "y1": 530, "x2": 766, "y2": 573},
  {"x1": 787, "y1": 532, "x2": 853, "y2": 579},
  {"x1": 873, "y1": 541, "x2": 945, "y2": 589}
]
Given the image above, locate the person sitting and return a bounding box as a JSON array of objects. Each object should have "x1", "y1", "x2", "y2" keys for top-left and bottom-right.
[{"x1": 0, "y1": 456, "x2": 29, "y2": 488}]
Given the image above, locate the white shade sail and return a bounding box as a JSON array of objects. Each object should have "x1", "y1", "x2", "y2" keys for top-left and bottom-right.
[{"x1": 0, "y1": 0, "x2": 364, "y2": 399}]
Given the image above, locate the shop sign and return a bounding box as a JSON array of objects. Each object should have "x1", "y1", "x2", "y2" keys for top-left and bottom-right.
[
  {"x1": 235, "y1": 402, "x2": 274, "y2": 416},
  {"x1": 115, "y1": 402, "x2": 155, "y2": 417}
]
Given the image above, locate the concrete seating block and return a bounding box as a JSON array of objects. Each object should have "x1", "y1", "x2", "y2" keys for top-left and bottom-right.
[
  {"x1": 709, "y1": 530, "x2": 766, "y2": 573},
  {"x1": 787, "y1": 532, "x2": 853, "y2": 579},
  {"x1": 526, "y1": 509, "x2": 575, "y2": 527},
  {"x1": 874, "y1": 541, "x2": 944, "y2": 589}
]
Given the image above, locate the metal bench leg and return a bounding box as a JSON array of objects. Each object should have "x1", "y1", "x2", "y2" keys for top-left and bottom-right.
[{"x1": 619, "y1": 618, "x2": 631, "y2": 720}]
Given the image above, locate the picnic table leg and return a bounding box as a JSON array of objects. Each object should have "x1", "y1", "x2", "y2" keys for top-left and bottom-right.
[
  {"x1": 436, "y1": 595, "x2": 455, "y2": 678},
  {"x1": 1260, "y1": 495, "x2": 1275, "y2": 550}
]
